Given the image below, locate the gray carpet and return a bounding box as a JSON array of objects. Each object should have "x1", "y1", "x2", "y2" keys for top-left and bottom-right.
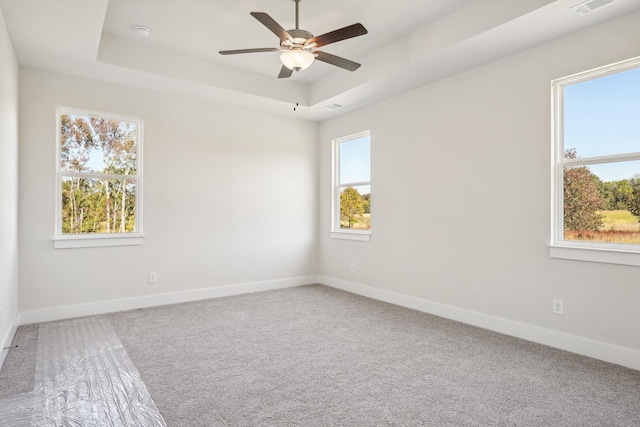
[{"x1": 2, "y1": 284, "x2": 640, "y2": 426}]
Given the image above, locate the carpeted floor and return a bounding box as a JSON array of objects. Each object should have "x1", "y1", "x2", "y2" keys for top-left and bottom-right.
[{"x1": 2, "y1": 284, "x2": 640, "y2": 426}]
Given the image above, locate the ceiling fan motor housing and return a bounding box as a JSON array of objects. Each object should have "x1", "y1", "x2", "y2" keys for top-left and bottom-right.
[{"x1": 281, "y1": 29, "x2": 314, "y2": 48}]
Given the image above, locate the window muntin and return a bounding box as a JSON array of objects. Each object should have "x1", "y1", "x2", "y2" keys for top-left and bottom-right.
[
  {"x1": 56, "y1": 107, "x2": 143, "y2": 244},
  {"x1": 552, "y1": 57, "x2": 640, "y2": 255},
  {"x1": 333, "y1": 131, "x2": 371, "y2": 237}
]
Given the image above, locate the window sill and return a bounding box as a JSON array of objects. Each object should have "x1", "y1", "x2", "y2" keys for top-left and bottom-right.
[
  {"x1": 331, "y1": 230, "x2": 371, "y2": 241},
  {"x1": 549, "y1": 244, "x2": 640, "y2": 267},
  {"x1": 53, "y1": 234, "x2": 144, "y2": 249}
]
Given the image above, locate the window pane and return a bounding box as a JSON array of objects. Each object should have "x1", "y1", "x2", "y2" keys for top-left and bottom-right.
[
  {"x1": 61, "y1": 177, "x2": 137, "y2": 234},
  {"x1": 564, "y1": 67, "x2": 640, "y2": 158},
  {"x1": 339, "y1": 185, "x2": 370, "y2": 230},
  {"x1": 339, "y1": 136, "x2": 370, "y2": 184},
  {"x1": 563, "y1": 161, "x2": 640, "y2": 244},
  {"x1": 60, "y1": 114, "x2": 138, "y2": 174}
]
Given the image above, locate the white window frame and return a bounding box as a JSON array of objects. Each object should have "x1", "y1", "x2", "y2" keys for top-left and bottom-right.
[
  {"x1": 331, "y1": 130, "x2": 371, "y2": 241},
  {"x1": 54, "y1": 106, "x2": 144, "y2": 249},
  {"x1": 550, "y1": 56, "x2": 640, "y2": 266}
]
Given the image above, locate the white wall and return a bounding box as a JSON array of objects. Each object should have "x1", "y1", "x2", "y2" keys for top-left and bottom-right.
[
  {"x1": 319, "y1": 11, "x2": 640, "y2": 358},
  {"x1": 0, "y1": 6, "x2": 19, "y2": 360},
  {"x1": 18, "y1": 69, "x2": 318, "y2": 316}
]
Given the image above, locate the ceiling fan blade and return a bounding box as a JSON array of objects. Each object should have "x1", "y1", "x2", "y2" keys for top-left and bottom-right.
[
  {"x1": 219, "y1": 48, "x2": 281, "y2": 55},
  {"x1": 315, "y1": 51, "x2": 361, "y2": 72},
  {"x1": 278, "y1": 65, "x2": 293, "y2": 79},
  {"x1": 306, "y1": 23, "x2": 367, "y2": 48},
  {"x1": 250, "y1": 12, "x2": 293, "y2": 42}
]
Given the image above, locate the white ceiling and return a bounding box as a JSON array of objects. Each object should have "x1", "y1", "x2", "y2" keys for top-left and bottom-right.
[{"x1": 2, "y1": 0, "x2": 640, "y2": 121}]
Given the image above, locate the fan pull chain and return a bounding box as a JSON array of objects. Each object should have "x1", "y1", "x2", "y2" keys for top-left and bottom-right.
[{"x1": 294, "y1": 72, "x2": 300, "y2": 112}]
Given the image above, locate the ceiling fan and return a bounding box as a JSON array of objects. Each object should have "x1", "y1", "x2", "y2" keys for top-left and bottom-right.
[{"x1": 219, "y1": 0, "x2": 368, "y2": 79}]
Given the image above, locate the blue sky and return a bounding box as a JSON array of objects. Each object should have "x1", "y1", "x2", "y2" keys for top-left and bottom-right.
[
  {"x1": 564, "y1": 66, "x2": 640, "y2": 182},
  {"x1": 339, "y1": 136, "x2": 370, "y2": 195}
]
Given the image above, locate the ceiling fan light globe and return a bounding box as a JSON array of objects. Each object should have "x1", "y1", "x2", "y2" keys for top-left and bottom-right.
[{"x1": 280, "y1": 49, "x2": 315, "y2": 71}]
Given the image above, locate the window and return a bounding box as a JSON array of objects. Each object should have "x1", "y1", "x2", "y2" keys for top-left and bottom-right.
[
  {"x1": 54, "y1": 107, "x2": 143, "y2": 248},
  {"x1": 332, "y1": 131, "x2": 371, "y2": 241},
  {"x1": 551, "y1": 56, "x2": 640, "y2": 265}
]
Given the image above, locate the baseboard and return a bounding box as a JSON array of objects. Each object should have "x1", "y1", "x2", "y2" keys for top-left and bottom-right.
[
  {"x1": 18, "y1": 275, "x2": 639, "y2": 371},
  {"x1": 0, "y1": 312, "x2": 20, "y2": 371},
  {"x1": 319, "y1": 276, "x2": 640, "y2": 372},
  {"x1": 20, "y1": 276, "x2": 318, "y2": 325}
]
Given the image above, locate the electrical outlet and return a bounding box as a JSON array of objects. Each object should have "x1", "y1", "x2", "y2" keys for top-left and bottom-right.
[
  {"x1": 349, "y1": 261, "x2": 356, "y2": 273},
  {"x1": 148, "y1": 272, "x2": 158, "y2": 284},
  {"x1": 552, "y1": 299, "x2": 564, "y2": 315}
]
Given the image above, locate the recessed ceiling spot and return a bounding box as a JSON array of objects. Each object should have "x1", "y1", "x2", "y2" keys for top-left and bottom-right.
[{"x1": 134, "y1": 25, "x2": 151, "y2": 37}]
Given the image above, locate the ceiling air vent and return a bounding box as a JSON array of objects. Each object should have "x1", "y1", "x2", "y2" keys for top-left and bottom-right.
[
  {"x1": 322, "y1": 103, "x2": 343, "y2": 111},
  {"x1": 571, "y1": 0, "x2": 615, "y2": 15}
]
